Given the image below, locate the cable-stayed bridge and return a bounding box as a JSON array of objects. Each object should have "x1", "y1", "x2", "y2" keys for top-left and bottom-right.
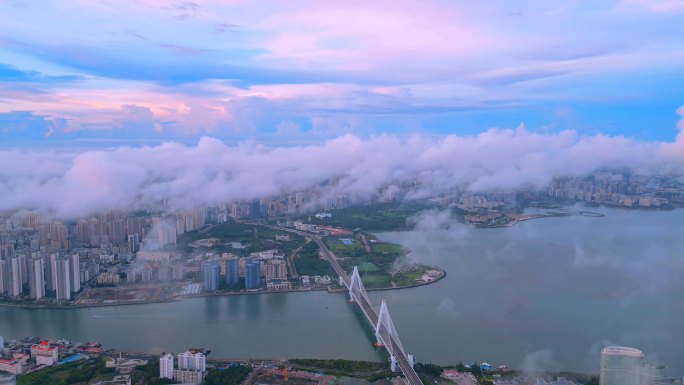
[{"x1": 260, "y1": 224, "x2": 424, "y2": 385}]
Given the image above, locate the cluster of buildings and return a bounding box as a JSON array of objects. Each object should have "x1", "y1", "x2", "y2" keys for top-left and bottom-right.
[
  {"x1": 160, "y1": 350, "x2": 207, "y2": 385},
  {"x1": 293, "y1": 222, "x2": 353, "y2": 237},
  {"x1": 0, "y1": 334, "x2": 151, "y2": 385},
  {"x1": 0, "y1": 245, "x2": 81, "y2": 301},
  {"x1": 0, "y1": 335, "x2": 102, "y2": 377},
  {"x1": 548, "y1": 174, "x2": 683, "y2": 208},
  {"x1": 200, "y1": 249, "x2": 290, "y2": 292},
  {"x1": 0, "y1": 208, "x2": 212, "y2": 303}
]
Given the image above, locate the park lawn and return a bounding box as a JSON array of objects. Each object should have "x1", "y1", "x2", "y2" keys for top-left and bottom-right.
[
  {"x1": 371, "y1": 242, "x2": 403, "y2": 254},
  {"x1": 361, "y1": 273, "x2": 391, "y2": 288},
  {"x1": 357, "y1": 261, "x2": 380, "y2": 272},
  {"x1": 393, "y1": 270, "x2": 423, "y2": 286},
  {"x1": 329, "y1": 242, "x2": 358, "y2": 252}
]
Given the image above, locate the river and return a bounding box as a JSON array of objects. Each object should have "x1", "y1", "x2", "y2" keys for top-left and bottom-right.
[{"x1": 1, "y1": 206, "x2": 682, "y2": 375}]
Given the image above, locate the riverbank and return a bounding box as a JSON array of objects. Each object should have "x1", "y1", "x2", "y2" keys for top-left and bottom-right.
[
  {"x1": 0, "y1": 297, "x2": 181, "y2": 310},
  {"x1": 476, "y1": 209, "x2": 605, "y2": 228},
  {"x1": 0, "y1": 266, "x2": 446, "y2": 310},
  {"x1": 0, "y1": 222, "x2": 445, "y2": 310},
  {"x1": 326, "y1": 266, "x2": 447, "y2": 293}
]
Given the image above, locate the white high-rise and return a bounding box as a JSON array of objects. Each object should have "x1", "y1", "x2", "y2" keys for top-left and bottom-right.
[
  {"x1": 600, "y1": 346, "x2": 665, "y2": 385},
  {"x1": 177, "y1": 351, "x2": 206, "y2": 371},
  {"x1": 159, "y1": 353, "x2": 174, "y2": 379},
  {"x1": 52, "y1": 257, "x2": 71, "y2": 301},
  {"x1": 69, "y1": 254, "x2": 80, "y2": 293},
  {"x1": 28, "y1": 257, "x2": 45, "y2": 300},
  {"x1": 8, "y1": 256, "x2": 22, "y2": 297}
]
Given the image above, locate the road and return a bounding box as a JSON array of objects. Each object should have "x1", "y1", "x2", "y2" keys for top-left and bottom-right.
[{"x1": 259, "y1": 223, "x2": 424, "y2": 385}]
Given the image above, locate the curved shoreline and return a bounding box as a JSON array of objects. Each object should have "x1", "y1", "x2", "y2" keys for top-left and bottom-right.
[
  {"x1": 1, "y1": 227, "x2": 446, "y2": 310},
  {"x1": 0, "y1": 269, "x2": 446, "y2": 310}
]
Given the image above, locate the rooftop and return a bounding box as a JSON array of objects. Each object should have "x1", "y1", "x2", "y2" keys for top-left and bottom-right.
[{"x1": 601, "y1": 346, "x2": 644, "y2": 358}]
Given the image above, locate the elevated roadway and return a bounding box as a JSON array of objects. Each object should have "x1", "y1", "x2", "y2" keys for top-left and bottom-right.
[{"x1": 259, "y1": 223, "x2": 424, "y2": 385}]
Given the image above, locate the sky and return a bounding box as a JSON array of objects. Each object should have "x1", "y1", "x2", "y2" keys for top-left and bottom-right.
[
  {"x1": 0, "y1": 0, "x2": 683, "y2": 147},
  {"x1": 0, "y1": 0, "x2": 683, "y2": 217}
]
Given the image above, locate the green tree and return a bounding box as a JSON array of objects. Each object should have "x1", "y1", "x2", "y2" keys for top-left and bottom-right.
[{"x1": 415, "y1": 363, "x2": 442, "y2": 377}]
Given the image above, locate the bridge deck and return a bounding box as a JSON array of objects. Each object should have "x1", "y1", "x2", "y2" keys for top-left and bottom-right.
[{"x1": 264, "y1": 225, "x2": 424, "y2": 385}]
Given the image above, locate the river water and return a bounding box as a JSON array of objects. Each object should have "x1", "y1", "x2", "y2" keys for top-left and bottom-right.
[{"x1": 1, "y1": 206, "x2": 682, "y2": 375}]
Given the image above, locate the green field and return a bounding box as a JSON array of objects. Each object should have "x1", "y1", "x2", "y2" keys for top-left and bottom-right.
[
  {"x1": 393, "y1": 269, "x2": 424, "y2": 286},
  {"x1": 303, "y1": 201, "x2": 435, "y2": 231},
  {"x1": 357, "y1": 261, "x2": 380, "y2": 272},
  {"x1": 360, "y1": 273, "x2": 392, "y2": 288},
  {"x1": 370, "y1": 242, "x2": 403, "y2": 254}
]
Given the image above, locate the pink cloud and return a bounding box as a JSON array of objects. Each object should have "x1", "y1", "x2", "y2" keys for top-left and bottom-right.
[{"x1": 256, "y1": 1, "x2": 491, "y2": 70}]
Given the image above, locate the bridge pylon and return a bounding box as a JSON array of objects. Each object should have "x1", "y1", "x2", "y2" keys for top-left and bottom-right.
[
  {"x1": 375, "y1": 299, "x2": 407, "y2": 360},
  {"x1": 348, "y1": 266, "x2": 361, "y2": 302}
]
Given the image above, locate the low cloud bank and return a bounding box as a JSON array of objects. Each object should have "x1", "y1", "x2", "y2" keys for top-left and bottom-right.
[{"x1": 1, "y1": 121, "x2": 683, "y2": 218}]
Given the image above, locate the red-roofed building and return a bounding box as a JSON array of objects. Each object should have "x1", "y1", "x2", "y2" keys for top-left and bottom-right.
[
  {"x1": 31, "y1": 341, "x2": 58, "y2": 366},
  {"x1": 0, "y1": 359, "x2": 22, "y2": 374},
  {"x1": 12, "y1": 353, "x2": 29, "y2": 364}
]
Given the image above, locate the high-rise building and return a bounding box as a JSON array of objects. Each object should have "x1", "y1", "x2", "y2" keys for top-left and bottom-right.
[
  {"x1": 0, "y1": 259, "x2": 7, "y2": 295},
  {"x1": 245, "y1": 259, "x2": 261, "y2": 289},
  {"x1": 126, "y1": 216, "x2": 146, "y2": 239},
  {"x1": 225, "y1": 255, "x2": 239, "y2": 287},
  {"x1": 52, "y1": 256, "x2": 71, "y2": 301},
  {"x1": 177, "y1": 351, "x2": 206, "y2": 371},
  {"x1": 7, "y1": 256, "x2": 22, "y2": 298},
  {"x1": 600, "y1": 346, "x2": 665, "y2": 385},
  {"x1": 201, "y1": 260, "x2": 220, "y2": 291},
  {"x1": 266, "y1": 260, "x2": 287, "y2": 280},
  {"x1": 157, "y1": 219, "x2": 177, "y2": 248},
  {"x1": 0, "y1": 245, "x2": 12, "y2": 260},
  {"x1": 109, "y1": 219, "x2": 125, "y2": 244},
  {"x1": 160, "y1": 353, "x2": 174, "y2": 379},
  {"x1": 69, "y1": 254, "x2": 80, "y2": 293},
  {"x1": 128, "y1": 234, "x2": 140, "y2": 253},
  {"x1": 28, "y1": 257, "x2": 45, "y2": 300},
  {"x1": 45, "y1": 253, "x2": 58, "y2": 292}
]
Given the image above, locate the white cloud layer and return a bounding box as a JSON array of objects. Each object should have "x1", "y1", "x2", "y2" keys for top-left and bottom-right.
[{"x1": 2, "y1": 122, "x2": 683, "y2": 218}]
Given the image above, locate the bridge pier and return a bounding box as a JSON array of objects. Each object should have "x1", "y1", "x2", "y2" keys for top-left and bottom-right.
[
  {"x1": 390, "y1": 355, "x2": 398, "y2": 372},
  {"x1": 408, "y1": 354, "x2": 415, "y2": 368}
]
